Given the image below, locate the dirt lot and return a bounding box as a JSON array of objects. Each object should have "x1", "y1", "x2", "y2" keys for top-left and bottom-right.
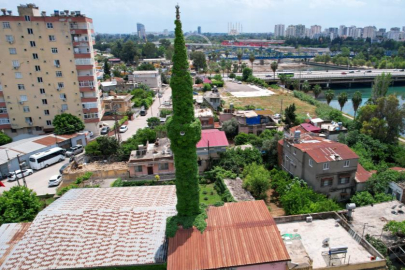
[
  {"x1": 221, "y1": 86, "x2": 317, "y2": 117},
  {"x1": 240, "y1": 59, "x2": 306, "y2": 73}
]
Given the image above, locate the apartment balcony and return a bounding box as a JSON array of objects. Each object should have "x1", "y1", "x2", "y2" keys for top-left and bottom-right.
[
  {"x1": 78, "y1": 75, "x2": 95, "y2": 81},
  {"x1": 74, "y1": 53, "x2": 91, "y2": 58},
  {"x1": 84, "y1": 118, "x2": 100, "y2": 123},
  {"x1": 83, "y1": 108, "x2": 98, "y2": 114},
  {"x1": 0, "y1": 124, "x2": 11, "y2": 129},
  {"x1": 76, "y1": 65, "x2": 94, "y2": 70},
  {"x1": 81, "y1": 97, "x2": 98, "y2": 102},
  {"x1": 0, "y1": 112, "x2": 8, "y2": 118},
  {"x1": 79, "y1": 87, "x2": 96, "y2": 92},
  {"x1": 70, "y1": 29, "x2": 88, "y2": 35},
  {"x1": 0, "y1": 102, "x2": 6, "y2": 107}
]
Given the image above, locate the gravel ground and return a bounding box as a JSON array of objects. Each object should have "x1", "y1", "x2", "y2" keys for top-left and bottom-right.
[{"x1": 224, "y1": 178, "x2": 254, "y2": 201}]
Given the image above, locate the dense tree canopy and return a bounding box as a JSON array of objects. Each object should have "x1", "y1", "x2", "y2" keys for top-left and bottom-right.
[
  {"x1": 0, "y1": 132, "x2": 12, "y2": 146},
  {"x1": 53, "y1": 113, "x2": 85, "y2": 135}
]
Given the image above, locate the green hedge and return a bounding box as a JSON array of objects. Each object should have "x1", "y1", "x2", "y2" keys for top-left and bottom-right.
[
  {"x1": 110, "y1": 178, "x2": 176, "y2": 187},
  {"x1": 211, "y1": 80, "x2": 224, "y2": 87}
]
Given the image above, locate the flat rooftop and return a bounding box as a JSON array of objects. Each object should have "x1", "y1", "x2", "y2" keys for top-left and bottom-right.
[
  {"x1": 277, "y1": 218, "x2": 376, "y2": 269},
  {"x1": 129, "y1": 138, "x2": 172, "y2": 162},
  {"x1": 350, "y1": 200, "x2": 405, "y2": 247}
]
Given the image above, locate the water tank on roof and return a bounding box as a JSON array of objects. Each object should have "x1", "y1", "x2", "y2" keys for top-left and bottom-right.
[{"x1": 294, "y1": 130, "x2": 301, "y2": 139}]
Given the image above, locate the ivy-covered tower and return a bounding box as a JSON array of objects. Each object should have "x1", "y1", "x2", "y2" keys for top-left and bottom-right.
[{"x1": 167, "y1": 5, "x2": 202, "y2": 217}]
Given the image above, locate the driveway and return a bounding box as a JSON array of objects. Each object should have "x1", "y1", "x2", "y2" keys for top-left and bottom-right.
[{"x1": 0, "y1": 160, "x2": 68, "y2": 196}]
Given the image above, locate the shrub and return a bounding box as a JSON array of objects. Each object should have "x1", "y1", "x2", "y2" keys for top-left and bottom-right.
[
  {"x1": 203, "y1": 83, "x2": 212, "y2": 92},
  {"x1": 211, "y1": 80, "x2": 224, "y2": 87},
  {"x1": 0, "y1": 132, "x2": 12, "y2": 146},
  {"x1": 235, "y1": 76, "x2": 243, "y2": 81},
  {"x1": 229, "y1": 73, "x2": 236, "y2": 79},
  {"x1": 204, "y1": 197, "x2": 208, "y2": 201},
  {"x1": 111, "y1": 178, "x2": 123, "y2": 187},
  {"x1": 202, "y1": 191, "x2": 207, "y2": 195}
]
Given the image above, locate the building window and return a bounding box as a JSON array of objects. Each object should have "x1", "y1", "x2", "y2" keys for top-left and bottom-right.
[
  {"x1": 42, "y1": 99, "x2": 48, "y2": 105},
  {"x1": 60, "y1": 93, "x2": 66, "y2": 100},
  {"x1": 35, "y1": 127, "x2": 42, "y2": 131},
  {"x1": 61, "y1": 104, "x2": 68, "y2": 111},
  {"x1": 344, "y1": 160, "x2": 350, "y2": 167},
  {"x1": 3, "y1": 22, "x2": 10, "y2": 29},
  {"x1": 57, "y1": 82, "x2": 64, "y2": 89},
  {"x1": 35, "y1": 65, "x2": 41, "y2": 71},
  {"x1": 6, "y1": 35, "x2": 14, "y2": 43},
  {"x1": 44, "y1": 109, "x2": 49, "y2": 115},
  {"x1": 309, "y1": 159, "x2": 313, "y2": 167},
  {"x1": 37, "y1": 77, "x2": 43, "y2": 83},
  {"x1": 135, "y1": 166, "x2": 143, "y2": 172},
  {"x1": 33, "y1": 53, "x2": 38, "y2": 59},
  {"x1": 84, "y1": 113, "x2": 99, "y2": 119},
  {"x1": 12, "y1": 60, "x2": 20, "y2": 68},
  {"x1": 321, "y1": 178, "x2": 333, "y2": 187},
  {"x1": 54, "y1": 60, "x2": 60, "y2": 67},
  {"x1": 46, "y1": 22, "x2": 53, "y2": 29},
  {"x1": 23, "y1": 106, "x2": 30, "y2": 112},
  {"x1": 46, "y1": 120, "x2": 52, "y2": 126},
  {"x1": 40, "y1": 88, "x2": 45, "y2": 94},
  {"x1": 51, "y1": 47, "x2": 58, "y2": 53},
  {"x1": 15, "y1": 72, "x2": 22, "y2": 79},
  {"x1": 20, "y1": 95, "x2": 28, "y2": 102},
  {"x1": 0, "y1": 118, "x2": 10, "y2": 124},
  {"x1": 56, "y1": 71, "x2": 62, "y2": 77},
  {"x1": 9, "y1": 48, "x2": 16, "y2": 54},
  {"x1": 24, "y1": 15, "x2": 31, "y2": 21},
  {"x1": 0, "y1": 107, "x2": 7, "y2": 113},
  {"x1": 83, "y1": 102, "x2": 98, "y2": 109},
  {"x1": 10, "y1": 128, "x2": 17, "y2": 133},
  {"x1": 158, "y1": 163, "x2": 169, "y2": 170},
  {"x1": 18, "y1": 84, "x2": 25, "y2": 90},
  {"x1": 338, "y1": 176, "x2": 350, "y2": 185},
  {"x1": 27, "y1": 28, "x2": 33, "y2": 34},
  {"x1": 30, "y1": 41, "x2": 36, "y2": 47},
  {"x1": 323, "y1": 163, "x2": 329, "y2": 170},
  {"x1": 49, "y1": 35, "x2": 56, "y2": 41}
]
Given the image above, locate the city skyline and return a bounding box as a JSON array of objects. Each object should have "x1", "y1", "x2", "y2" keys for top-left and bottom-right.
[{"x1": 0, "y1": 0, "x2": 403, "y2": 33}]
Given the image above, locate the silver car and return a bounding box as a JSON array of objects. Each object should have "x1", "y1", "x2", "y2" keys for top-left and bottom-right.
[{"x1": 7, "y1": 169, "x2": 33, "y2": 182}]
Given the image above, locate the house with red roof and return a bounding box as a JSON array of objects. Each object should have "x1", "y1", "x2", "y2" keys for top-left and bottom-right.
[
  {"x1": 196, "y1": 129, "x2": 229, "y2": 172},
  {"x1": 280, "y1": 133, "x2": 361, "y2": 201}
]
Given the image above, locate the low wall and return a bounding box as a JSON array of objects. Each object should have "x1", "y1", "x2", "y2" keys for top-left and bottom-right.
[{"x1": 61, "y1": 169, "x2": 129, "y2": 187}]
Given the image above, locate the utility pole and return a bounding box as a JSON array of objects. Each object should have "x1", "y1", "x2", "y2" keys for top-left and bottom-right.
[
  {"x1": 113, "y1": 103, "x2": 121, "y2": 144},
  {"x1": 16, "y1": 154, "x2": 27, "y2": 187}
]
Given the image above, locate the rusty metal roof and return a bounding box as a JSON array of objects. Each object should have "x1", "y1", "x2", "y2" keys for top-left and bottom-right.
[
  {"x1": 0, "y1": 223, "x2": 31, "y2": 267},
  {"x1": 167, "y1": 200, "x2": 290, "y2": 270},
  {"x1": 355, "y1": 164, "x2": 374, "y2": 183},
  {"x1": 0, "y1": 186, "x2": 177, "y2": 270}
]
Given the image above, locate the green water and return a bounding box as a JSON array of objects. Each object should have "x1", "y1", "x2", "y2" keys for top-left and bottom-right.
[{"x1": 317, "y1": 85, "x2": 405, "y2": 116}]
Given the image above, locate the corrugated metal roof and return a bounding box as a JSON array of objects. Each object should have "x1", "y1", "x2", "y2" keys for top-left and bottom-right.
[
  {"x1": 355, "y1": 164, "x2": 374, "y2": 183},
  {"x1": 0, "y1": 186, "x2": 177, "y2": 270},
  {"x1": 300, "y1": 123, "x2": 321, "y2": 133},
  {"x1": 196, "y1": 129, "x2": 229, "y2": 148},
  {"x1": 390, "y1": 167, "x2": 405, "y2": 172},
  {"x1": 0, "y1": 223, "x2": 31, "y2": 267},
  {"x1": 167, "y1": 201, "x2": 290, "y2": 270}
]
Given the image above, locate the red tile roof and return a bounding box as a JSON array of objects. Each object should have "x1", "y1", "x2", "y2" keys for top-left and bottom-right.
[
  {"x1": 290, "y1": 125, "x2": 309, "y2": 135},
  {"x1": 203, "y1": 78, "x2": 212, "y2": 84},
  {"x1": 196, "y1": 129, "x2": 229, "y2": 148},
  {"x1": 355, "y1": 164, "x2": 374, "y2": 183},
  {"x1": 390, "y1": 167, "x2": 405, "y2": 172},
  {"x1": 32, "y1": 136, "x2": 67, "y2": 146},
  {"x1": 167, "y1": 201, "x2": 290, "y2": 270},
  {"x1": 300, "y1": 123, "x2": 321, "y2": 133},
  {"x1": 294, "y1": 139, "x2": 358, "y2": 163}
]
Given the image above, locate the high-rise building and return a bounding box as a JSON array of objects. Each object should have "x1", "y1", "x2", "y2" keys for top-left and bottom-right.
[
  {"x1": 137, "y1": 23, "x2": 146, "y2": 39},
  {"x1": 295, "y1": 24, "x2": 305, "y2": 38},
  {"x1": 354, "y1": 28, "x2": 363, "y2": 39},
  {"x1": 387, "y1": 27, "x2": 401, "y2": 41},
  {"x1": 403, "y1": 26, "x2": 405, "y2": 32},
  {"x1": 347, "y1": 26, "x2": 356, "y2": 38},
  {"x1": 274, "y1": 24, "x2": 285, "y2": 37},
  {"x1": 0, "y1": 4, "x2": 102, "y2": 137},
  {"x1": 285, "y1": 25, "x2": 296, "y2": 37},
  {"x1": 163, "y1": 29, "x2": 169, "y2": 36},
  {"x1": 338, "y1": 25, "x2": 346, "y2": 36},
  {"x1": 363, "y1": 26, "x2": 377, "y2": 40},
  {"x1": 310, "y1": 25, "x2": 322, "y2": 38},
  {"x1": 197, "y1": 26, "x2": 201, "y2": 34}
]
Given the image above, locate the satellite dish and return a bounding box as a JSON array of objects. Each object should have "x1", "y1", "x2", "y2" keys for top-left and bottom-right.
[{"x1": 323, "y1": 238, "x2": 330, "y2": 246}]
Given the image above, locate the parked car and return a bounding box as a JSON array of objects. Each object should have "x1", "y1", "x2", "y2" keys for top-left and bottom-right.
[
  {"x1": 341, "y1": 72, "x2": 347, "y2": 75},
  {"x1": 307, "y1": 71, "x2": 312, "y2": 74},
  {"x1": 193, "y1": 91, "x2": 198, "y2": 95},
  {"x1": 366, "y1": 70, "x2": 372, "y2": 73},
  {"x1": 7, "y1": 169, "x2": 33, "y2": 182},
  {"x1": 59, "y1": 163, "x2": 69, "y2": 174},
  {"x1": 65, "y1": 145, "x2": 83, "y2": 157},
  {"x1": 48, "y1": 174, "x2": 62, "y2": 187},
  {"x1": 400, "y1": 69, "x2": 405, "y2": 72},
  {"x1": 274, "y1": 113, "x2": 281, "y2": 119},
  {"x1": 265, "y1": 75, "x2": 272, "y2": 77},
  {"x1": 349, "y1": 71, "x2": 355, "y2": 73},
  {"x1": 357, "y1": 70, "x2": 361, "y2": 72},
  {"x1": 100, "y1": 126, "x2": 110, "y2": 135},
  {"x1": 238, "y1": 81, "x2": 242, "y2": 84},
  {"x1": 119, "y1": 125, "x2": 128, "y2": 133}
]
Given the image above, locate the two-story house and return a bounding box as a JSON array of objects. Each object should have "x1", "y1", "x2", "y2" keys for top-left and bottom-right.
[
  {"x1": 203, "y1": 88, "x2": 221, "y2": 110},
  {"x1": 195, "y1": 108, "x2": 214, "y2": 129},
  {"x1": 280, "y1": 132, "x2": 359, "y2": 201}
]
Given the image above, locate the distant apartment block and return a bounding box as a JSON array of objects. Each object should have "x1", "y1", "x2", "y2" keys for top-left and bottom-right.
[
  {"x1": 285, "y1": 25, "x2": 296, "y2": 37},
  {"x1": 310, "y1": 25, "x2": 321, "y2": 38},
  {"x1": 197, "y1": 26, "x2": 201, "y2": 34},
  {"x1": 274, "y1": 24, "x2": 285, "y2": 37},
  {"x1": 137, "y1": 23, "x2": 146, "y2": 39},
  {"x1": 0, "y1": 4, "x2": 102, "y2": 137},
  {"x1": 129, "y1": 70, "x2": 161, "y2": 90},
  {"x1": 363, "y1": 26, "x2": 377, "y2": 40}
]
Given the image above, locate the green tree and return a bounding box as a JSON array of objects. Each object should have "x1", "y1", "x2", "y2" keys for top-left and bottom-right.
[
  {"x1": 0, "y1": 186, "x2": 41, "y2": 225},
  {"x1": 292, "y1": 79, "x2": 300, "y2": 90},
  {"x1": 225, "y1": 60, "x2": 232, "y2": 77},
  {"x1": 351, "y1": 91, "x2": 362, "y2": 117},
  {"x1": 0, "y1": 131, "x2": 12, "y2": 146},
  {"x1": 398, "y1": 46, "x2": 405, "y2": 58},
  {"x1": 325, "y1": 90, "x2": 335, "y2": 105},
  {"x1": 137, "y1": 63, "x2": 155, "y2": 70},
  {"x1": 85, "y1": 136, "x2": 120, "y2": 156},
  {"x1": 302, "y1": 81, "x2": 310, "y2": 93},
  {"x1": 337, "y1": 92, "x2": 348, "y2": 111},
  {"x1": 195, "y1": 77, "x2": 203, "y2": 84},
  {"x1": 236, "y1": 50, "x2": 243, "y2": 64},
  {"x1": 270, "y1": 61, "x2": 278, "y2": 79},
  {"x1": 242, "y1": 67, "x2": 253, "y2": 81},
  {"x1": 283, "y1": 103, "x2": 297, "y2": 128},
  {"x1": 121, "y1": 40, "x2": 137, "y2": 63},
  {"x1": 243, "y1": 163, "x2": 271, "y2": 199},
  {"x1": 53, "y1": 113, "x2": 85, "y2": 135},
  {"x1": 218, "y1": 148, "x2": 262, "y2": 174},
  {"x1": 225, "y1": 50, "x2": 229, "y2": 58},
  {"x1": 249, "y1": 54, "x2": 255, "y2": 70},
  {"x1": 371, "y1": 73, "x2": 392, "y2": 104},
  {"x1": 159, "y1": 38, "x2": 171, "y2": 49},
  {"x1": 190, "y1": 51, "x2": 207, "y2": 72},
  {"x1": 143, "y1": 42, "x2": 157, "y2": 58},
  {"x1": 165, "y1": 45, "x2": 174, "y2": 61},
  {"x1": 312, "y1": 84, "x2": 322, "y2": 98},
  {"x1": 221, "y1": 118, "x2": 239, "y2": 138},
  {"x1": 103, "y1": 59, "x2": 110, "y2": 79},
  {"x1": 203, "y1": 83, "x2": 212, "y2": 92},
  {"x1": 341, "y1": 47, "x2": 350, "y2": 57},
  {"x1": 147, "y1": 117, "x2": 161, "y2": 128},
  {"x1": 167, "y1": 7, "x2": 201, "y2": 218}
]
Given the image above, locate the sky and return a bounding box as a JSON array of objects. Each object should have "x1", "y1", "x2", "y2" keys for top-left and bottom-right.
[{"x1": 2, "y1": 0, "x2": 404, "y2": 33}]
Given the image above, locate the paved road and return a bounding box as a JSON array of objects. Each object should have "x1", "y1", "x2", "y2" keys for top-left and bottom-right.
[{"x1": 0, "y1": 160, "x2": 68, "y2": 196}]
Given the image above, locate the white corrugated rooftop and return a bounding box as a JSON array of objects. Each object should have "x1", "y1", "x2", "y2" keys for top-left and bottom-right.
[{"x1": 0, "y1": 186, "x2": 177, "y2": 270}]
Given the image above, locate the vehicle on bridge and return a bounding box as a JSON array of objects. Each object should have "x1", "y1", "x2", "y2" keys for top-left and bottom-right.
[{"x1": 277, "y1": 72, "x2": 295, "y2": 78}]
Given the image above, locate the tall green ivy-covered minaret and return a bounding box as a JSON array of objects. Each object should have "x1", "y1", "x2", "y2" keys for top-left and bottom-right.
[{"x1": 167, "y1": 5, "x2": 202, "y2": 217}]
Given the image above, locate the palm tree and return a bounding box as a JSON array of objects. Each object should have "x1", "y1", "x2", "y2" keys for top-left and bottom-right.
[
  {"x1": 302, "y1": 81, "x2": 311, "y2": 93},
  {"x1": 236, "y1": 50, "x2": 243, "y2": 64},
  {"x1": 285, "y1": 77, "x2": 292, "y2": 89},
  {"x1": 271, "y1": 61, "x2": 278, "y2": 80},
  {"x1": 225, "y1": 60, "x2": 232, "y2": 77},
  {"x1": 313, "y1": 84, "x2": 322, "y2": 98},
  {"x1": 325, "y1": 90, "x2": 335, "y2": 105},
  {"x1": 220, "y1": 59, "x2": 226, "y2": 77},
  {"x1": 352, "y1": 91, "x2": 362, "y2": 117},
  {"x1": 337, "y1": 92, "x2": 348, "y2": 111},
  {"x1": 279, "y1": 74, "x2": 287, "y2": 85},
  {"x1": 225, "y1": 50, "x2": 229, "y2": 59},
  {"x1": 249, "y1": 54, "x2": 255, "y2": 71}
]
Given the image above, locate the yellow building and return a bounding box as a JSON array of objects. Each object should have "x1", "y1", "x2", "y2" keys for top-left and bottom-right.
[{"x1": 0, "y1": 4, "x2": 103, "y2": 137}]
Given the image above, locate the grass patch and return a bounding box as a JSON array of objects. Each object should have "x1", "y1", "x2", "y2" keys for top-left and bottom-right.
[{"x1": 199, "y1": 184, "x2": 222, "y2": 205}]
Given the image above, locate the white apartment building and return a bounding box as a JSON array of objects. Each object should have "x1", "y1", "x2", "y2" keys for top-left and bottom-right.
[{"x1": 274, "y1": 24, "x2": 285, "y2": 38}]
